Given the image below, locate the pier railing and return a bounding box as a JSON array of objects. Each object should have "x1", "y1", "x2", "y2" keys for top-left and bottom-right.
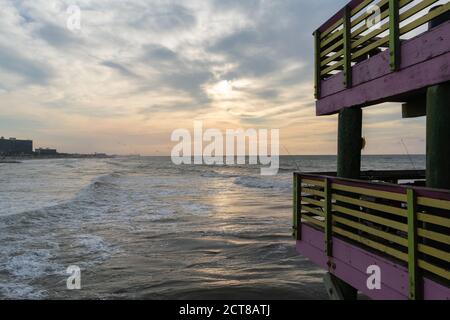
[
  {"x1": 315, "y1": 0, "x2": 450, "y2": 98},
  {"x1": 293, "y1": 172, "x2": 450, "y2": 299}
]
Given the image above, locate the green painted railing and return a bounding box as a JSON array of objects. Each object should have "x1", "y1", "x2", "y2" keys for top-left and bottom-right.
[
  {"x1": 314, "y1": 0, "x2": 450, "y2": 98},
  {"x1": 293, "y1": 172, "x2": 450, "y2": 300}
]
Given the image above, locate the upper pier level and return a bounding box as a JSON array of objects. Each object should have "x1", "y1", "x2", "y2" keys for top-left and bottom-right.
[{"x1": 314, "y1": 0, "x2": 450, "y2": 115}]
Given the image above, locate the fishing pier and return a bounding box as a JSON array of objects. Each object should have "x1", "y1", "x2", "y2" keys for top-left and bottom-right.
[{"x1": 293, "y1": 0, "x2": 450, "y2": 300}]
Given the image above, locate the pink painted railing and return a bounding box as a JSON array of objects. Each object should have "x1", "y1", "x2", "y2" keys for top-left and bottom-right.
[{"x1": 293, "y1": 172, "x2": 450, "y2": 299}]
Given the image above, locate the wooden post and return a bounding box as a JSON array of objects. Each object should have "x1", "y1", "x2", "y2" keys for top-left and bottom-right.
[
  {"x1": 325, "y1": 178, "x2": 333, "y2": 256},
  {"x1": 328, "y1": 107, "x2": 362, "y2": 300},
  {"x1": 407, "y1": 188, "x2": 421, "y2": 300},
  {"x1": 389, "y1": 0, "x2": 400, "y2": 71},
  {"x1": 426, "y1": 9, "x2": 450, "y2": 190},
  {"x1": 343, "y1": 6, "x2": 352, "y2": 88},
  {"x1": 325, "y1": 273, "x2": 357, "y2": 300},
  {"x1": 426, "y1": 82, "x2": 450, "y2": 190},
  {"x1": 337, "y1": 108, "x2": 363, "y2": 179},
  {"x1": 314, "y1": 30, "x2": 322, "y2": 99},
  {"x1": 293, "y1": 173, "x2": 302, "y2": 240}
]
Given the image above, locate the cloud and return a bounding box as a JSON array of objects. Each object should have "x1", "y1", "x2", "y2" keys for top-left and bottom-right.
[
  {"x1": 0, "y1": 0, "x2": 425, "y2": 155},
  {"x1": 138, "y1": 101, "x2": 205, "y2": 118},
  {"x1": 129, "y1": 3, "x2": 197, "y2": 32},
  {"x1": 0, "y1": 44, "x2": 53, "y2": 85},
  {"x1": 36, "y1": 23, "x2": 80, "y2": 47},
  {"x1": 141, "y1": 44, "x2": 178, "y2": 62},
  {"x1": 100, "y1": 60, "x2": 140, "y2": 79}
]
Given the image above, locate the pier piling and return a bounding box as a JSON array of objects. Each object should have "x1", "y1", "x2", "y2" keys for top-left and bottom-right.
[
  {"x1": 337, "y1": 108, "x2": 363, "y2": 179},
  {"x1": 426, "y1": 82, "x2": 450, "y2": 190}
]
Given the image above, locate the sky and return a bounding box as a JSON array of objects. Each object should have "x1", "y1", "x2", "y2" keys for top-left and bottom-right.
[{"x1": 0, "y1": 0, "x2": 428, "y2": 155}]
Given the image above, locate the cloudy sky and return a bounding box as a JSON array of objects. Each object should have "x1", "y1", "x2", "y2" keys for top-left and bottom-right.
[{"x1": 0, "y1": 0, "x2": 427, "y2": 155}]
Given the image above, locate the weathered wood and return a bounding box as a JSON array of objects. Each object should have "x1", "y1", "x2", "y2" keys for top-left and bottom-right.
[
  {"x1": 417, "y1": 196, "x2": 450, "y2": 210},
  {"x1": 317, "y1": 21, "x2": 450, "y2": 115},
  {"x1": 321, "y1": 19, "x2": 450, "y2": 98},
  {"x1": 407, "y1": 189, "x2": 421, "y2": 300},
  {"x1": 429, "y1": 4, "x2": 450, "y2": 28},
  {"x1": 318, "y1": 0, "x2": 368, "y2": 34},
  {"x1": 324, "y1": 272, "x2": 357, "y2": 300},
  {"x1": 337, "y1": 108, "x2": 362, "y2": 179},
  {"x1": 296, "y1": 172, "x2": 450, "y2": 288},
  {"x1": 426, "y1": 82, "x2": 450, "y2": 190},
  {"x1": 332, "y1": 193, "x2": 407, "y2": 217},
  {"x1": 314, "y1": 31, "x2": 322, "y2": 99},
  {"x1": 325, "y1": 178, "x2": 333, "y2": 257},
  {"x1": 318, "y1": 0, "x2": 442, "y2": 81},
  {"x1": 297, "y1": 223, "x2": 450, "y2": 299},
  {"x1": 402, "y1": 94, "x2": 426, "y2": 118},
  {"x1": 343, "y1": 6, "x2": 352, "y2": 88},
  {"x1": 318, "y1": 51, "x2": 450, "y2": 115},
  {"x1": 389, "y1": 0, "x2": 401, "y2": 71},
  {"x1": 333, "y1": 204, "x2": 408, "y2": 232},
  {"x1": 334, "y1": 107, "x2": 362, "y2": 300},
  {"x1": 293, "y1": 173, "x2": 302, "y2": 240},
  {"x1": 305, "y1": 169, "x2": 425, "y2": 181},
  {"x1": 333, "y1": 215, "x2": 408, "y2": 246},
  {"x1": 298, "y1": 172, "x2": 450, "y2": 273},
  {"x1": 333, "y1": 181, "x2": 406, "y2": 201}
]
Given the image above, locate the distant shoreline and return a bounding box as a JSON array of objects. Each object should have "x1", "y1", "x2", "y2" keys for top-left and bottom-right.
[
  {"x1": 1, "y1": 154, "x2": 116, "y2": 161},
  {"x1": 0, "y1": 154, "x2": 426, "y2": 162}
]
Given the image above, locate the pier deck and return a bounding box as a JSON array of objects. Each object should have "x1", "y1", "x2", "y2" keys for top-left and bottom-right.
[{"x1": 315, "y1": 0, "x2": 450, "y2": 115}]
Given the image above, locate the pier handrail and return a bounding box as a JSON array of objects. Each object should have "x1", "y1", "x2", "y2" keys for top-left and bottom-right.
[
  {"x1": 314, "y1": 0, "x2": 450, "y2": 99},
  {"x1": 293, "y1": 172, "x2": 450, "y2": 299}
]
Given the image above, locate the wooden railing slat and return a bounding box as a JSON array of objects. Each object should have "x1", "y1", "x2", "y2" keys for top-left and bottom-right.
[
  {"x1": 333, "y1": 215, "x2": 408, "y2": 246},
  {"x1": 302, "y1": 187, "x2": 325, "y2": 198},
  {"x1": 333, "y1": 204, "x2": 408, "y2": 232},
  {"x1": 316, "y1": 0, "x2": 449, "y2": 82},
  {"x1": 332, "y1": 193, "x2": 407, "y2": 217},
  {"x1": 332, "y1": 182, "x2": 406, "y2": 201},
  {"x1": 333, "y1": 226, "x2": 408, "y2": 261},
  {"x1": 417, "y1": 196, "x2": 450, "y2": 210},
  {"x1": 302, "y1": 204, "x2": 325, "y2": 217},
  {"x1": 301, "y1": 215, "x2": 325, "y2": 228}
]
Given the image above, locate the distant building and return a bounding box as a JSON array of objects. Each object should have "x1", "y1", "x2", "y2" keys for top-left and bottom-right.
[
  {"x1": 35, "y1": 148, "x2": 58, "y2": 156},
  {"x1": 94, "y1": 152, "x2": 108, "y2": 158},
  {"x1": 0, "y1": 137, "x2": 33, "y2": 155}
]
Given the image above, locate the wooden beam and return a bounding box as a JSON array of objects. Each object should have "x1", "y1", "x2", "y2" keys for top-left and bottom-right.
[{"x1": 402, "y1": 94, "x2": 426, "y2": 118}]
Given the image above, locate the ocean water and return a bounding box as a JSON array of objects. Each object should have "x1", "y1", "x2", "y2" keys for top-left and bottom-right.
[{"x1": 0, "y1": 155, "x2": 425, "y2": 299}]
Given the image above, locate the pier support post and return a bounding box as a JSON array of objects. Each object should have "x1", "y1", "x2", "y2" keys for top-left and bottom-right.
[
  {"x1": 338, "y1": 108, "x2": 363, "y2": 179},
  {"x1": 324, "y1": 273, "x2": 357, "y2": 300},
  {"x1": 325, "y1": 107, "x2": 362, "y2": 300},
  {"x1": 426, "y1": 82, "x2": 450, "y2": 190}
]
